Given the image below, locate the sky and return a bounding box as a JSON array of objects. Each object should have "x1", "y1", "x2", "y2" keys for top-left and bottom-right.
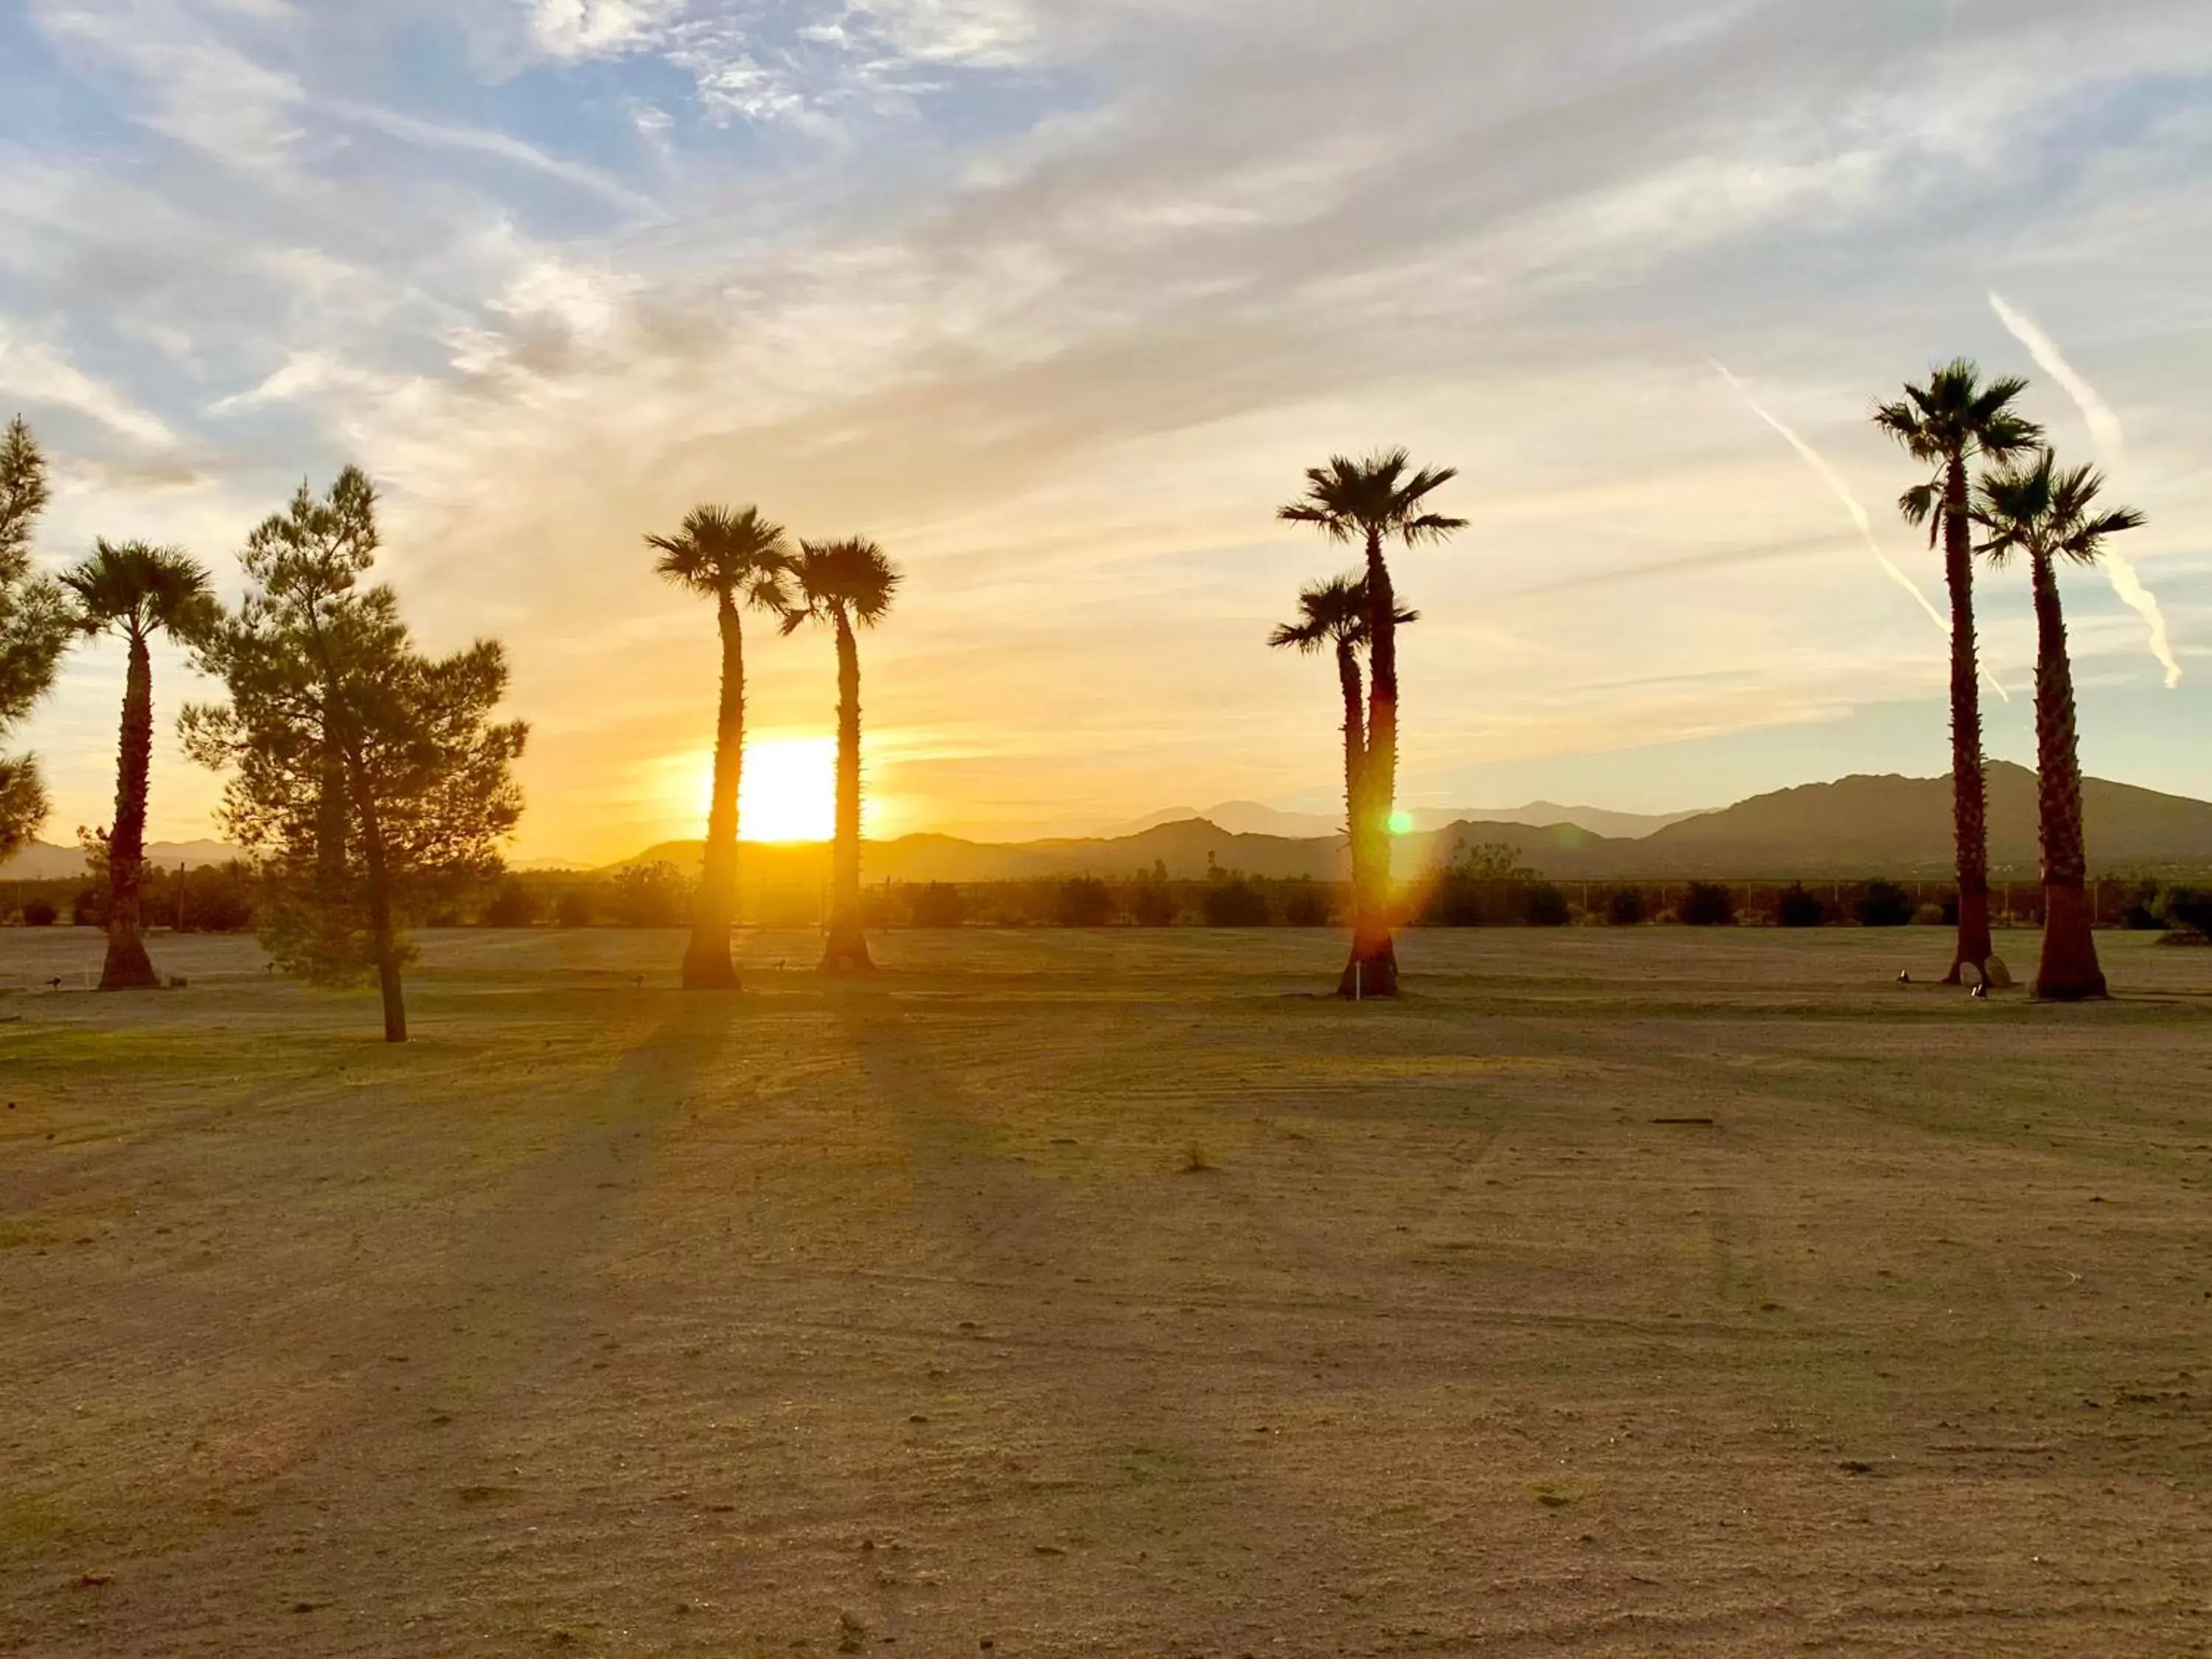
[{"x1": 3, "y1": 0, "x2": 2209, "y2": 864}]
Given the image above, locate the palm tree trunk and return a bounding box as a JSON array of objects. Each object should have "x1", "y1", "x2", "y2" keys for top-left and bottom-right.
[
  {"x1": 99, "y1": 629, "x2": 161, "y2": 991},
  {"x1": 1335, "y1": 639, "x2": 1367, "y2": 913},
  {"x1": 821, "y1": 611, "x2": 873, "y2": 973},
  {"x1": 2029, "y1": 550, "x2": 2106, "y2": 1001},
  {"x1": 684, "y1": 594, "x2": 745, "y2": 990},
  {"x1": 1942, "y1": 454, "x2": 1994, "y2": 983},
  {"x1": 1341, "y1": 525, "x2": 1399, "y2": 998}
]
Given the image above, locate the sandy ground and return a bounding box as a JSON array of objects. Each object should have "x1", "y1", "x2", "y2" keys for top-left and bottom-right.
[{"x1": 2, "y1": 925, "x2": 2210, "y2": 1657}]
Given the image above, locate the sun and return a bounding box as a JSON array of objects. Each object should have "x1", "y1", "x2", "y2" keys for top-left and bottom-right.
[{"x1": 710, "y1": 737, "x2": 835, "y2": 843}]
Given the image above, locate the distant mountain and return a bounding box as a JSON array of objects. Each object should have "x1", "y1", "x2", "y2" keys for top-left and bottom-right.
[
  {"x1": 1109, "y1": 801, "x2": 1341, "y2": 838},
  {"x1": 609, "y1": 765, "x2": 2212, "y2": 885},
  {"x1": 1115, "y1": 799, "x2": 1704, "y2": 841},
  {"x1": 1621, "y1": 763, "x2": 2212, "y2": 878},
  {"x1": 0, "y1": 840, "x2": 247, "y2": 881},
  {"x1": 1408, "y1": 801, "x2": 1706, "y2": 840}
]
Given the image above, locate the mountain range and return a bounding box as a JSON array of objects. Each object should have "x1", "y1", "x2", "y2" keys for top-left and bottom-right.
[
  {"x1": 11, "y1": 765, "x2": 2211, "y2": 887},
  {"x1": 1112, "y1": 799, "x2": 1705, "y2": 841},
  {"x1": 0, "y1": 841, "x2": 246, "y2": 881},
  {"x1": 598, "y1": 763, "x2": 2212, "y2": 886}
]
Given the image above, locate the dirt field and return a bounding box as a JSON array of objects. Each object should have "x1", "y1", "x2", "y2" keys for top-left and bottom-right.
[{"x1": 3, "y1": 925, "x2": 2209, "y2": 1656}]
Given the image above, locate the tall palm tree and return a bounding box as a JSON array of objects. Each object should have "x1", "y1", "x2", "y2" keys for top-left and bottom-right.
[
  {"x1": 647, "y1": 505, "x2": 792, "y2": 990},
  {"x1": 1972, "y1": 449, "x2": 2144, "y2": 1002},
  {"x1": 1874, "y1": 362, "x2": 2042, "y2": 984},
  {"x1": 1279, "y1": 449, "x2": 1464, "y2": 998},
  {"x1": 60, "y1": 540, "x2": 214, "y2": 991},
  {"x1": 782, "y1": 536, "x2": 902, "y2": 974},
  {"x1": 1267, "y1": 573, "x2": 1418, "y2": 900}
]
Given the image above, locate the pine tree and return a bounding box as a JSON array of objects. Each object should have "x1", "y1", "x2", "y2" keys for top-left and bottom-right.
[
  {"x1": 0, "y1": 416, "x2": 74, "y2": 855},
  {"x1": 182, "y1": 467, "x2": 528, "y2": 1042}
]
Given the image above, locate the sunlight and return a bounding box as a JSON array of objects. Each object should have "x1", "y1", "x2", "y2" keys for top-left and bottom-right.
[{"x1": 731, "y1": 737, "x2": 836, "y2": 843}]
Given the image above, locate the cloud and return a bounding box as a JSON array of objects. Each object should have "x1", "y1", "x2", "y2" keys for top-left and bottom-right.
[
  {"x1": 1989, "y1": 290, "x2": 2183, "y2": 689},
  {"x1": 10, "y1": 0, "x2": 2212, "y2": 852},
  {"x1": 0, "y1": 325, "x2": 179, "y2": 449}
]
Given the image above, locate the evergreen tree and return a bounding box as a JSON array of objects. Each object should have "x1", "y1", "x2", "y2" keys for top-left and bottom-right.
[
  {"x1": 0, "y1": 417, "x2": 73, "y2": 855},
  {"x1": 182, "y1": 467, "x2": 527, "y2": 1042}
]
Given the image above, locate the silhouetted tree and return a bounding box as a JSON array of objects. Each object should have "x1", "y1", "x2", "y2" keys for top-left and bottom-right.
[
  {"x1": 1203, "y1": 880, "x2": 1271, "y2": 928},
  {"x1": 481, "y1": 881, "x2": 539, "y2": 928},
  {"x1": 0, "y1": 417, "x2": 72, "y2": 857},
  {"x1": 1282, "y1": 880, "x2": 1332, "y2": 928},
  {"x1": 1269, "y1": 571, "x2": 1416, "y2": 932},
  {"x1": 910, "y1": 882, "x2": 965, "y2": 928},
  {"x1": 1681, "y1": 883, "x2": 1737, "y2": 927},
  {"x1": 611, "y1": 861, "x2": 689, "y2": 928},
  {"x1": 1876, "y1": 364, "x2": 2042, "y2": 984},
  {"x1": 1056, "y1": 877, "x2": 1116, "y2": 928},
  {"x1": 60, "y1": 541, "x2": 215, "y2": 990},
  {"x1": 1974, "y1": 448, "x2": 2145, "y2": 1001},
  {"x1": 1523, "y1": 883, "x2": 1572, "y2": 928},
  {"x1": 1854, "y1": 880, "x2": 1916, "y2": 929},
  {"x1": 1605, "y1": 887, "x2": 1649, "y2": 927},
  {"x1": 184, "y1": 468, "x2": 527, "y2": 1043},
  {"x1": 555, "y1": 889, "x2": 595, "y2": 928},
  {"x1": 1130, "y1": 883, "x2": 1177, "y2": 928},
  {"x1": 782, "y1": 536, "x2": 901, "y2": 973},
  {"x1": 648, "y1": 505, "x2": 791, "y2": 990},
  {"x1": 1776, "y1": 883, "x2": 1826, "y2": 928},
  {"x1": 1279, "y1": 449, "x2": 1464, "y2": 998}
]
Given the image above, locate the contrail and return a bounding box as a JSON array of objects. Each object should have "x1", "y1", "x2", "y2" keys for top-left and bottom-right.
[
  {"x1": 1712, "y1": 361, "x2": 2010, "y2": 702},
  {"x1": 1989, "y1": 291, "x2": 2182, "y2": 689}
]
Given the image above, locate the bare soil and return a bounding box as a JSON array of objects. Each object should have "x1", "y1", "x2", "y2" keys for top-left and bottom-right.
[{"x1": 3, "y1": 925, "x2": 2210, "y2": 1655}]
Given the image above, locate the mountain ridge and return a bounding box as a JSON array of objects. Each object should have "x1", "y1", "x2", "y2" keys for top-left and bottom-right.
[{"x1": 597, "y1": 764, "x2": 2212, "y2": 883}]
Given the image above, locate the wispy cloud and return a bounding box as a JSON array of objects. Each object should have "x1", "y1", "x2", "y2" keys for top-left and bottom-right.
[
  {"x1": 1989, "y1": 289, "x2": 2183, "y2": 689},
  {"x1": 0, "y1": 324, "x2": 178, "y2": 448}
]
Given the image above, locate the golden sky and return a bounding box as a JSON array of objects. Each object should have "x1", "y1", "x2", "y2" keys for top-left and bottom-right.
[{"x1": 7, "y1": 0, "x2": 2211, "y2": 865}]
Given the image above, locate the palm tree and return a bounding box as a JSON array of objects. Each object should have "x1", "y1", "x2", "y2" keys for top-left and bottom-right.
[
  {"x1": 1267, "y1": 574, "x2": 1418, "y2": 902},
  {"x1": 782, "y1": 537, "x2": 902, "y2": 974},
  {"x1": 60, "y1": 540, "x2": 214, "y2": 991},
  {"x1": 1972, "y1": 449, "x2": 2144, "y2": 1002},
  {"x1": 647, "y1": 506, "x2": 792, "y2": 990},
  {"x1": 1279, "y1": 449, "x2": 1464, "y2": 998},
  {"x1": 1874, "y1": 362, "x2": 2042, "y2": 984}
]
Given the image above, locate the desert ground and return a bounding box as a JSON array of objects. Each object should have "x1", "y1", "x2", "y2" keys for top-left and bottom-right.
[{"x1": 2, "y1": 926, "x2": 2209, "y2": 1657}]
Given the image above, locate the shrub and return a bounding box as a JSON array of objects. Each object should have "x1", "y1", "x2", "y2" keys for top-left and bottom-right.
[
  {"x1": 1129, "y1": 883, "x2": 1177, "y2": 928},
  {"x1": 1680, "y1": 883, "x2": 1736, "y2": 928},
  {"x1": 554, "y1": 890, "x2": 594, "y2": 928},
  {"x1": 1055, "y1": 877, "x2": 1116, "y2": 928},
  {"x1": 481, "y1": 883, "x2": 539, "y2": 928},
  {"x1": 1854, "y1": 880, "x2": 1916, "y2": 928},
  {"x1": 21, "y1": 898, "x2": 58, "y2": 928},
  {"x1": 1776, "y1": 883, "x2": 1826, "y2": 928},
  {"x1": 2120, "y1": 882, "x2": 2165, "y2": 931},
  {"x1": 72, "y1": 888, "x2": 105, "y2": 928},
  {"x1": 910, "y1": 883, "x2": 965, "y2": 928},
  {"x1": 1523, "y1": 883, "x2": 1572, "y2": 928},
  {"x1": 1282, "y1": 881, "x2": 1332, "y2": 928},
  {"x1": 1201, "y1": 880, "x2": 1271, "y2": 928},
  {"x1": 1604, "y1": 888, "x2": 1649, "y2": 927},
  {"x1": 2163, "y1": 887, "x2": 2212, "y2": 942},
  {"x1": 611, "y1": 863, "x2": 689, "y2": 929}
]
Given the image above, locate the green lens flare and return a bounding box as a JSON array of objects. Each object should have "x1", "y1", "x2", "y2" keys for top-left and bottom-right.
[{"x1": 1388, "y1": 810, "x2": 1415, "y2": 837}]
